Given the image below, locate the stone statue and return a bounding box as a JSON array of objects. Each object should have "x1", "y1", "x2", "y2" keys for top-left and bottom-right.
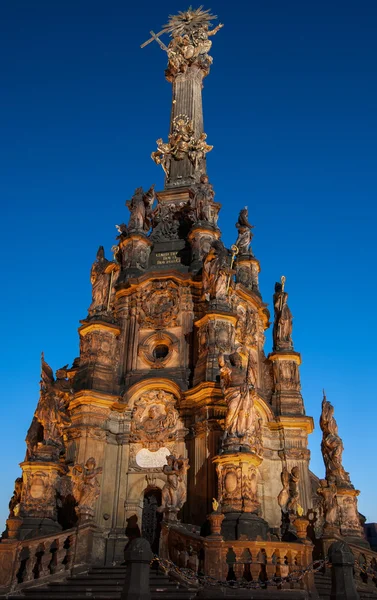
[
  {"x1": 272, "y1": 279, "x2": 293, "y2": 351},
  {"x1": 88, "y1": 246, "x2": 112, "y2": 316},
  {"x1": 126, "y1": 185, "x2": 155, "y2": 233},
  {"x1": 202, "y1": 241, "x2": 230, "y2": 302},
  {"x1": 158, "y1": 455, "x2": 190, "y2": 518},
  {"x1": 70, "y1": 457, "x2": 103, "y2": 520},
  {"x1": 159, "y1": 8, "x2": 223, "y2": 80},
  {"x1": 278, "y1": 466, "x2": 301, "y2": 515},
  {"x1": 26, "y1": 354, "x2": 71, "y2": 458},
  {"x1": 235, "y1": 207, "x2": 254, "y2": 254},
  {"x1": 189, "y1": 174, "x2": 218, "y2": 225},
  {"x1": 8, "y1": 477, "x2": 23, "y2": 518},
  {"x1": 317, "y1": 478, "x2": 338, "y2": 528},
  {"x1": 219, "y1": 350, "x2": 259, "y2": 451},
  {"x1": 320, "y1": 392, "x2": 350, "y2": 485}
]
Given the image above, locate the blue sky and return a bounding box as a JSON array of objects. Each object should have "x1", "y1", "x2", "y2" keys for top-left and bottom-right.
[{"x1": 1, "y1": 0, "x2": 376, "y2": 527}]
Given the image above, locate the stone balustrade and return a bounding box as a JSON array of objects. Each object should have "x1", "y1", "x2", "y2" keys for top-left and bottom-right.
[
  {"x1": 0, "y1": 522, "x2": 103, "y2": 594},
  {"x1": 348, "y1": 541, "x2": 377, "y2": 591},
  {"x1": 165, "y1": 523, "x2": 317, "y2": 594}
]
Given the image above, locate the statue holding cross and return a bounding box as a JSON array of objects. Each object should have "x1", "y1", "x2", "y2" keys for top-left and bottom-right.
[{"x1": 141, "y1": 7, "x2": 223, "y2": 80}]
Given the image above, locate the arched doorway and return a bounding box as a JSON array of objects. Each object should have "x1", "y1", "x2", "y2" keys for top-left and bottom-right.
[{"x1": 141, "y1": 487, "x2": 162, "y2": 554}]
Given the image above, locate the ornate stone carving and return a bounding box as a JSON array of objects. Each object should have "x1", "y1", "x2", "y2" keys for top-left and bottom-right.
[
  {"x1": 139, "y1": 281, "x2": 179, "y2": 329},
  {"x1": 120, "y1": 238, "x2": 151, "y2": 271},
  {"x1": 20, "y1": 467, "x2": 62, "y2": 521},
  {"x1": 320, "y1": 392, "x2": 350, "y2": 486},
  {"x1": 202, "y1": 240, "x2": 231, "y2": 302},
  {"x1": 126, "y1": 185, "x2": 155, "y2": 234},
  {"x1": 70, "y1": 457, "x2": 103, "y2": 521},
  {"x1": 273, "y1": 360, "x2": 301, "y2": 391},
  {"x1": 138, "y1": 331, "x2": 178, "y2": 368},
  {"x1": 219, "y1": 350, "x2": 262, "y2": 454},
  {"x1": 25, "y1": 355, "x2": 71, "y2": 460},
  {"x1": 317, "y1": 478, "x2": 338, "y2": 529},
  {"x1": 278, "y1": 467, "x2": 301, "y2": 514},
  {"x1": 80, "y1": 329, "x2": 120, "y2": 367},
  {"x1": 236, "y1": 305, "x2": 257, "y2": 347},
  {"x1": 272, "y1": 278, "x2": 293, "y2": 351},
  {"x1": 157, "y1": 454, "x2": 190, "y2": 520},
  {"x1": 260, "y1": 354, "x2": 274, "y2": 398},
  {"x1": 152, "y1": 115, "x2": 212, "y2": 178},
  {"x1": 215, "y1": 454, "x2": 261, "y2": 513},
  {"x1": 188, "y1": 175, "x2": 219, "y2": 225},
  {"x1": 88, "y1": 246, "x2": 118, "y2": 316},
  {"x1": 338, "y1": 493, "x2": 363, "y2": 535},
  {"x1": 235, "y1": 207, "x2": 254, "y2": 255},
  {"x1": 161, "y1": 8, "x2": 223, "y2": 81},
  {"x1": 130, "y1": 390, "x2": 180, "y2": 450}
]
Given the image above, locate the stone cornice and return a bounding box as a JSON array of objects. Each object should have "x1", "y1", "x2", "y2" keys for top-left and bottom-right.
[
  {"x1": 268, "y1": 351, "x2": 302, "y2": 365},
  {"x1": 194, "y1": 312, "x2": 238, "y2": 329},
  {"x1": 69, "y1": 390, "x2": 121, "y2": 412},
  {"x1": 268, "y1": 416, "x2": 314, "y2": 434},
  {"x1": 78, "y1": 321, "x2": 121, "y2": 337}
]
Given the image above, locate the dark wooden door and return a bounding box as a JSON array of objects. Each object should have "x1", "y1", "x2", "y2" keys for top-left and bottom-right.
[{"x1": 141, "y1": 488, "x2": 162, "y2": 554}]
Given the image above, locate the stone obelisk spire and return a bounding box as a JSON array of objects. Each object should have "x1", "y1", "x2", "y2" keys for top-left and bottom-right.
[{"x1": 143, "y1": 7, "x2": 222, "y2": 188}]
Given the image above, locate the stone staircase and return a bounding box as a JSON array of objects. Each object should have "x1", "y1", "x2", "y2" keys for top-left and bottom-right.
[
  {"x1": 314, "y1": 571, "x2": 377, "y2": 600},
  {"x1": 17, "y1": 565, "x2": 197, "y2": 600}
]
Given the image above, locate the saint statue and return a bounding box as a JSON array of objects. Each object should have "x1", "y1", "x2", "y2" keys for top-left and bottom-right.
[
  {"x1": 317, "y1": 478, "x2": 338, "y2": 528},
  {"x1": 126, "y1": 184, "x2": 155, "y2": 233},
  {"x1": 320, "y1": 393, "x2": 350, "y2": 485},
  {"x1": 189, "y1": 174, "x2": 218, "y2": 225},
  {"x1": 158, "y1": 455, "x2": 190, "y2": 517},
  {"x1": 8, "y1": 477, "x2": 23, "y2": 518},
  {"x1": 235, "y1": 207, "x2": 254, "y2": 255},
  {"x1": 26, "y1": 354, "x2": 71, "y2": 457},
  {"x1": 278, "y1": 466, "x2": 301, "y2": 515},
  {"x1": 70, "y1": 457, "x2": 103, "y2": 519},
  {"x1": 219, "y1": 350, "x2": 259, "y2": 451},
  {"x1": 272, "y1": 279, "x2": 293, "y2": 351},
  {"x1": 202, "y1": 241, "x2": 230, "y2": 302},
  {"x1": 88, "y1": 246, "x2": 112, "y2": 315}
]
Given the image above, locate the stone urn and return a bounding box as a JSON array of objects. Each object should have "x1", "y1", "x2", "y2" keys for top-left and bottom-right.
[
  {"x1": 293, "y1": 516, "x2": 309, "y2": 540},
  {"x1": 208, "y1": 512, "x2": 225, "y2": 537},
  {"x1": 6, "y1": 517, "x2": 22, "y2": 540}
]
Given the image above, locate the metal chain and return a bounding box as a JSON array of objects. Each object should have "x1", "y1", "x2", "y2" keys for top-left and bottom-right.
[{"x1": 152, "y1": 554, "x2": 329, "y2": 590}]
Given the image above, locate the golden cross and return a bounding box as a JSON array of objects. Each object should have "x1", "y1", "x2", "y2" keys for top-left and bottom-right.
[{"x1": 141, "y1": 29, "x2": 169, "y2": 51}]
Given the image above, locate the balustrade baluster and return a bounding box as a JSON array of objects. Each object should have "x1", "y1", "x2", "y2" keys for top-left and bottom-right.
[{"x1": 24, "y1": 547, "x2": 36, "y2": 582}]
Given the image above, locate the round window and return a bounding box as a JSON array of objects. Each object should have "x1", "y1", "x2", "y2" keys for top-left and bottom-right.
[{"x1": 153, "y1": 344, "x2": 169, "y2": 360}]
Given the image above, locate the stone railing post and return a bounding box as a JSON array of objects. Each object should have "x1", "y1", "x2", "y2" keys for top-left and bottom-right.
[
  {"x1": 328, "y1": 541, "x2": 360, "y2": 600},
  {"x1": 121, "y1": 538, "x2": 153, "y2": 600}
]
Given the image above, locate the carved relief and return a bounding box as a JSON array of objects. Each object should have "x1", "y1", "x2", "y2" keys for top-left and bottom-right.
[
  {"x1": 139, "y1": 281, "x2": 179, "y2": 329},
  {"x1": 80, "y1": 330, "x2": 120, "y2": 367},
  {"x1": 20, "y1": 469, "x2": 60, "y2": 520},
  {"x1": 130, "y1": 390, "x2": 180, "y2": 450},
  {"x1": 216, "y1": 460, "x2": 259, "y2": 513},
  {"x1": 338, "y1": 494, "x2": 363, "y2": 534},
  {"x1": 121, "y1": 239, "x2": 151, "y2": 271},
  {"x1": 214, "y1": 320, "x2": 235, "y2": 354},
  {"x1": 273, "y1": 360, "x2": 301, "y2": 391},
  {"x1": 235, "y1": 305, "x2": 258, "y2": 347}
]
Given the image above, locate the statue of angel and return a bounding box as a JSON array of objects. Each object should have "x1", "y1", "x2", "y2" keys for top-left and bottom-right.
[{"x1": 70, "y1": 457, "x2": 103, "y2": 518}]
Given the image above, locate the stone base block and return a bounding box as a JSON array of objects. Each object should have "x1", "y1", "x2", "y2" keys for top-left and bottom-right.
[
  {"x1": 221, "y1": 512, "x2": 269, "y2": 541},
  {"x1": 18, "y1": 517, "x2": 61, "y2": 540}
]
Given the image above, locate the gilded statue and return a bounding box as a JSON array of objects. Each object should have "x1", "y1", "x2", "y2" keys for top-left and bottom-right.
[
  {"x1": 152, "y1": 115, "x2": 212, "y2": 178},
  {"x1": 272, "y1": 278, "x2": 293, "y2": 351},
  {"x1": 70, "y1": 457, "x2": 103, "y2": 519},
  {"x1": 219, "y1": 350, "x2": 260, "y2": 451},
  {"x1": 235, "y1": 207, "x2": 254, "y2": 255},
  {"x1": 202, "y1": 240, "x2": 230, "y2": 302},
  {"x1": 26, "y1": 354, "x2": 71, "y2": 457},
  {"x1": 317, "y1": 478, "x2": 338, "y2": 528},
  {"x1": 158, "y1": 455, "x2": 190, "y2": 517},
  {"x1": 189, "y1": 174, "x2": 218, "y2": 225},
  {"x1": 88, "y1": 246, "x2": 114, "y2": 316},
  {"x1": 126, "y1": 184, "x2": 155, "y2": 233},
  {"x1": 320, "y1": 392, "x2": 350, "y2": 485}
]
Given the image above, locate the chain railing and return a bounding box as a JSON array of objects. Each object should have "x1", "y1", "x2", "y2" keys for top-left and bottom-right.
[{"x1": 153, "y1": 554, "x2": 328, "y2": 590}]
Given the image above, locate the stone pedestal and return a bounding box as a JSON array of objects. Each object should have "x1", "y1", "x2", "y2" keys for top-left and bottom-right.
[
  {"x1": 235, "y1": 255, "x2": 260, "y2": 294},
  {"x1": 269, "y1": 351, "x2": 304, "y2": 415},
  {"x1": 207, "y1": 512, "x2": 224, "y2": 538},
  {"x1": 194, "y1": 313, "x2": 237, "y2": 384},
  {"x1": 188, "y1": 224, "x2": 220, "y2": 271},
  {"x1": 18, "y1": 460, "x2": 64, "y2": 538},
  {"x1": 337, "y1": 487, "x2": 368, "y2": 547},
  {"x1": 214, "y1": 452, "x2": 262, "y2": 513},
  {"x1": 119, "y1": 234, "x2": 152, "y2": 277},
  {"x1": 5, "y1": 517, "x2": 22, "y2": 540},
  {"x1": 293, "y1": 516, "x2": 309, "y2": 540},
  {"x1": 221, "y1": 511, "x2": 269, "y2": 541}
]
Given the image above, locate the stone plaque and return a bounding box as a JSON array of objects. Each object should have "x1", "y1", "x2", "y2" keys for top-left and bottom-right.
[
  {"x1": 135, "y1": 447, "x2": 170, "y2": 468},
  {"x1": 155, "y1": 251, "x2": 180, "y2": 265}
]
